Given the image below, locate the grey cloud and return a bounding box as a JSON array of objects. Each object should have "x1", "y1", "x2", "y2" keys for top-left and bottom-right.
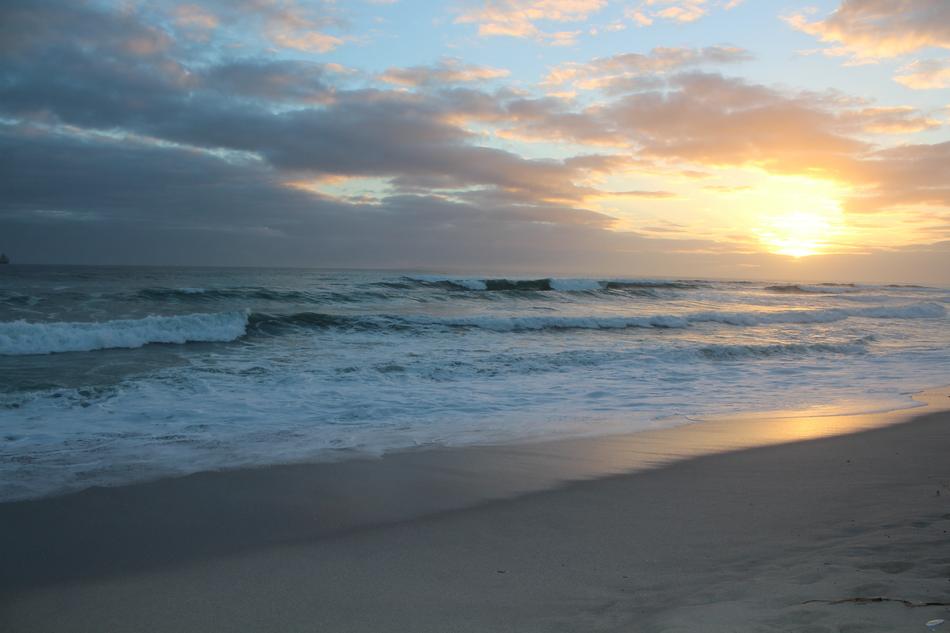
[
  {"x1": 2, "y1": 0, "x2": 948, "y2": 277},
  {"x1": 0, "y1": 123, "x2": 704, "y2": 271},
  {"x1": 0, "y1": 1, "x2": 619, "y2": 207},
  {"x1": 202, "y1": 60, "x2": 339, "y2": 103},
  {"x1": 3, "y1": 119, "x2": 946, "y2": 282}
]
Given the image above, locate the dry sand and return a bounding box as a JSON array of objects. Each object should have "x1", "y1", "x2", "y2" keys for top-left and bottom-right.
[{"x1": 2, "y1": 390, "x2": 950, "y2": 632}]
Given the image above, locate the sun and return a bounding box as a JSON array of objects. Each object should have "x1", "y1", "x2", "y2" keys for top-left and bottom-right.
[
  {"x1": 738, "y1": 176, "x2": 847, "y2": 258},
  {"x1": 757, "y1": 211, "x2": 833, "y2": 258}
]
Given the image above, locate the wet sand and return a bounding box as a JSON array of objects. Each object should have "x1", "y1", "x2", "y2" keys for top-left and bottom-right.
[{"x1": 1, "y1": 389, "x2": 949, "y2": 631}]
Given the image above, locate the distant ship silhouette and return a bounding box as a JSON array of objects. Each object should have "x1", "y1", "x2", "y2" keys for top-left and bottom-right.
[{"x1": 0, "y1": 254, "x2": 9, "y2": 264}]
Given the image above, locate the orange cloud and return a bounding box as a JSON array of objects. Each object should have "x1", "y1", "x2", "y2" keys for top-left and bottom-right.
[
  {"x1": 894, "y1": 58, "x2": 950, "y2": 89},
  {"x1": 174, "y1": 4, "x2": 219, "y2": 30},
  {"x1": 237, "y1": 0, "x2": 346, "y2": 53},
  {"x1": 843, "y1": 141, "x2": 950, "y2": 214},
  {"x1": 269, "y1": 30, "x2": 342, "y2": 52},
  {"x1": 454, "y1": 0, "x2": 606, "y2": 42},
  {"x1": 839, "y1": 106, "x2": 942, "y2": 134},
  {"x1": 785, "y1": 0, "x2": 950, "y2": 60},
  {"x1": 625, "y1": 0, "x2": 741, "y2": 27},
  {"x1": 655, "y1": 3, "x2": 706, "y2": 23},
  {"x1": 544, "y1": 45, "x2": 751, "y2": 92},
  {"x1": 381, "y1": 58, "x2": 510, "y2": 86}
]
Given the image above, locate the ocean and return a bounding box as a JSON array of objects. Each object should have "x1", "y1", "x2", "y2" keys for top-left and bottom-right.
[{"x1": 1, "y1": 266, "x2": 948, "y2": 501}]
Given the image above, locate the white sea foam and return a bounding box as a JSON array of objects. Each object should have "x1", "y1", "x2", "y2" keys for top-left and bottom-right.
[
  {"x1": 0, "y1": 311, "x2": 249, "y2": 355},
  {"x1": 406, "y1": 302, "x2": 945, "y2": 332},
  {"x1": 2, "y1": 269, "x2": 948, "y2": 502},
  {"x1": 423, "y1": 314, "x2": 689, "y2": 331}
]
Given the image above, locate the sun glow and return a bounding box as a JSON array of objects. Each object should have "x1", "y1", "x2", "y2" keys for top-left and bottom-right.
[
  {"x1": 742, "y1": 176, "x2": 848, "y2": 258},
  {"x1": 758, "y1": 211, "x2": 834, "y2": 258}
]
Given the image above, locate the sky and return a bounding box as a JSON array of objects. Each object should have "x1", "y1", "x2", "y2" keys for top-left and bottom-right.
[{"x1": 1, "y1": 0, "x2": 949, "y2": 282}]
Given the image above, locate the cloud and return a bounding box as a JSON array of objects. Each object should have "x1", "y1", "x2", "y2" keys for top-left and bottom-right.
[
  {"x1": 0, "y1": 122, "x2": 727, "y2": 273},
  {"x1": 839, "y1": 106, "x2": 942, "y2": 134},
  {"x1": 202, "y1": 60, "x2": 342, "y2": 103},
  {"x1": 894, "y1": 58, "x2": 950, "y2": 89},
  {"x1": 235, "y1": 0, "x2": 346, "y2": 52},
  {"x1": 454, "y1": 0, "x2": 606, "y2": 42},
  {"x1": 501, "y1": 72, "x2": 869, "y2": 176},
  {"x1": 544, "y1": 45, "x2": 752, "y2": 92},
  {"x1": 487, "y1": 70, "x2": 946, "y2": 223},
  {"x1": 0, "y1": 0, "x2": 173, "y2": 59},
  {"x1": 602, "y1": 190, "x2": 678, "y2": 198},
  {"x1": 3, "y1": 121, "x2": 947, "y2": 281},
  {"x1": 608, "y1": 74, "x2": 866, "y2": 174},
  {"x1": 843, "y1": 141, "x2": 950, "y2": 214},
  {"x1": 380, "y1": 58, "x2": 510, "y2": 87},
  {"x1": 173, "y1": 4, "x2": 219, "y2": 33},
  {"x1": 268, "y1": 30, "x2": 342, "y2": 52},
  {"x1": 654, "y1": 2, "x2": 707, "y2": 23},
  {"x1": 703, "y1": 184, "x2": 752, "y2": 193},
  {"x1": 1, "y1": 0, "x2": 948, "y2": 276},
  {"x1": 625, "y1": 0, "x2": 742, "y2": 27},
  {"x1": 151, "y1": 0, "x2": 348, "y2": 53},
  {"x1": 0, "y1": 1, "x2": 634, "y2": 211},
  {"x1": 785, "y1": 0, "x2": 950, "y2": 60}
]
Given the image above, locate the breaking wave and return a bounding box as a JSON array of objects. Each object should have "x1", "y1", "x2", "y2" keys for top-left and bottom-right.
[
  {"x1": 404, "y1": 275, "x2": 705, "y2": 293},
  {"x1": 407, "y1": 302, "x2": 944, "y2": 331},
  {"x1": 246, "y1": 301, "x2": 945, "y2": 334},
  {"x1": 2, "y1": 302, "x2": 942, "y2": 355},
  {"x1": 0, "y1": 312, "x2": 249, "y2": 356},
  {"x1": 695, "y1": 339, "x2": 871, "y2": 360},
  {"x1": 766, "y1": 284, "x2": 862, "y2": 294},
  {"x1": 136, "y1": 287, "x2": 324, "y2": 302}
]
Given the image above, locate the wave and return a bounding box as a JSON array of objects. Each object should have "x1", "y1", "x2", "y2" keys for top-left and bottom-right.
[
  {"x1": 418, "y1": 313, "x2": 691, "y2": 330},
  {"x1": 0, "y1": 312, "x2": 249, "y2": 356},
  {"x1": 605, "y1": 280, "x2": 706, "y2": 290},
  {"x1": 696, "y1": 339, "x2": 871, "y2": 360},
  {"x1": 684, "y1": 302, "x2": 945, "y2": 327},
  {"x1": 10, "y1": 301, "x2": 935, "y2": 356},
  {"x1": 246, "y1": 311, "x2": 387, "y2": 335},
  {"x1": 403, "y1": 275, "x2": 705, "y2": 293},
  {"x1": 355, "y1": 337, "x2": 875, "y2": 379},
  {"x1": 414, "y1": 303, "x2": 944, "y2": 331},
  {"x1": 136, "y1": 287, "x2": 321, "y2": 302},
  {"x1": 239, "y1": 301, "x2": 946, "y2": 335},
  {"x1": 766, "y1": 284, "x2": 861, "y2": 294}
]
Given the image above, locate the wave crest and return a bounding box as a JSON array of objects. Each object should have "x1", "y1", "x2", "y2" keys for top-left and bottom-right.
[
  {"x1": 404, "y1": 275, "x2": 705, "y2": 293},
  {"x1": 697, "y1": 339, "x2": 870, "y2": 360},
  {"x1": 239, "y1": 301, "x2": 945, "y2": 335},
  {"x1": 0, "y1": 312, "x2": 249, "y2": 356},
  {"x1": 766, "y1": 284, "x2": 861, "y2": 294}
]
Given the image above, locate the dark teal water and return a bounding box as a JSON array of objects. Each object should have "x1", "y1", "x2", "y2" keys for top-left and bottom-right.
[{"x1": 1, "y1": 266, "x2": 948, "y2": 500}]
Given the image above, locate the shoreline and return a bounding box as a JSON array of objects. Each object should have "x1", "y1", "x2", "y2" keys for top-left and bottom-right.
[
  {"x1": 2, "y1": 383, "x2": 944, "y2": 505},
  {"x1": 2, "y1": 387, "x2": 949, "y2": 630},
  {"x1": 2, "y1": 388, "x2": 948, "y2": 577}
]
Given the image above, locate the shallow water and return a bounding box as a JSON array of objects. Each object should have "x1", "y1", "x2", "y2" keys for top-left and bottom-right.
[{"x1": 1, "y1": 266, "x2": 948, "y2": 500}]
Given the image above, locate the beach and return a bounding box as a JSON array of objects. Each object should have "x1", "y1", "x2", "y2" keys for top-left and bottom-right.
[
  {"x1": 2, "y1": 388, "x2": 949, "y2": 632},
  {"x1": 4, "y1": 0, "x2": 950, "y2": 628}
]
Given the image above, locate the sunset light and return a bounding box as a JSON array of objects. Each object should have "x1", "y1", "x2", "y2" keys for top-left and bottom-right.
[
  {"x1": 758, "y1": 211, "x2": 835, "y2": 258},
  {"x1": 2, "y1": 2, "x2": 950, "y2": 630}
]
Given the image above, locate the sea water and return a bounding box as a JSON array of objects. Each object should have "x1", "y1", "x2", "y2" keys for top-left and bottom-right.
[{"x1": 1, "y1": 266, "x2": 948, "y2": 500}]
